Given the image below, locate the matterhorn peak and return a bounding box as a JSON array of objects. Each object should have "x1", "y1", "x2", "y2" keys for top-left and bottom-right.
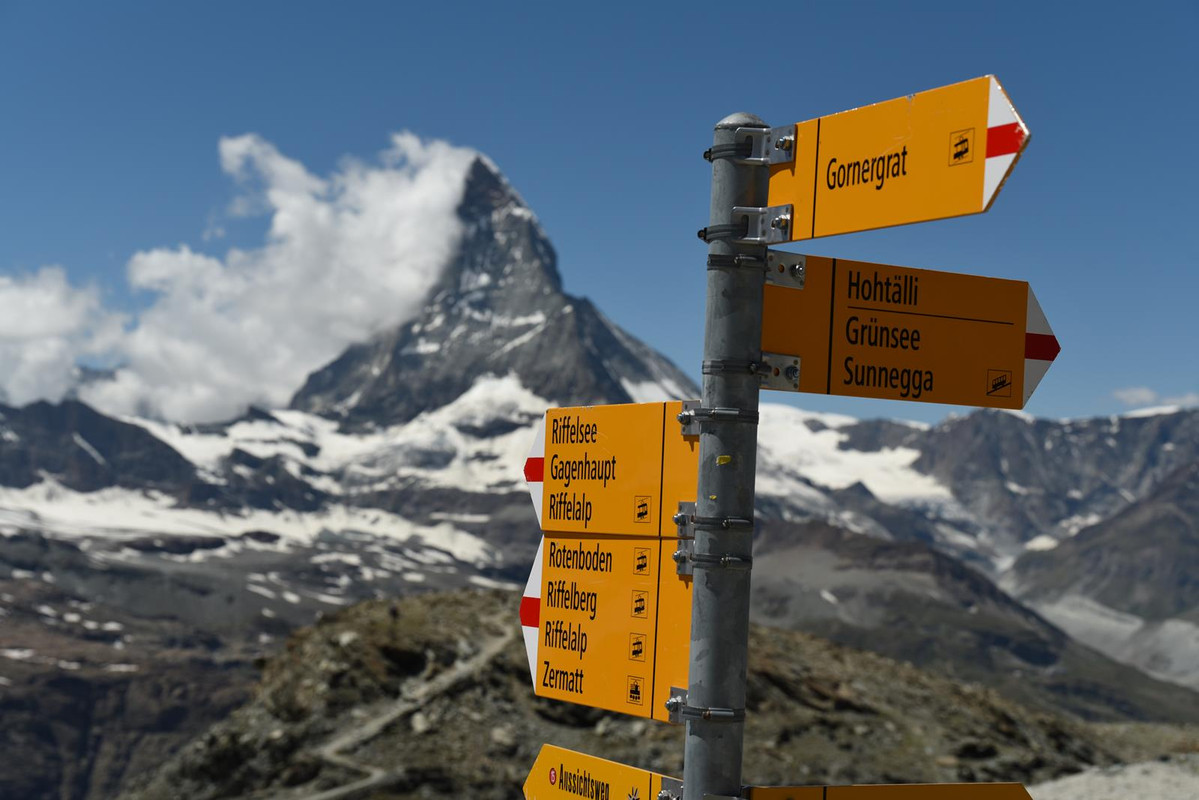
[{"x1": 290, "y1": 156, "x2": 697, "y2": 428}]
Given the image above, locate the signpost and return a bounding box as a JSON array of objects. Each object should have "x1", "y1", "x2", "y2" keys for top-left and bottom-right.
[
  {"x1": 523, "y1": 744, "x2": 679, "y2": 800},
  {"x1": 761, "y1": 255, "x2": 1060, "y2": 408},
  {"x1": 747, "y1": 784, "x2": 1033, "y2": 800},
  {"x1": 520, "y1": 401, "x2": 697, "y2": 722},
  {"x1": 519, "y1": 76, "x2": 1051, "y2": 800},
  {"x1": 524, "y1": 402, "x2": 700, "y2": 537},
  {"x1": 519, "y1": 533, "x2": 691, "y2": 722},
  {"x1": 767, "y1": 76, "x2": 1029, "y2": 241}
]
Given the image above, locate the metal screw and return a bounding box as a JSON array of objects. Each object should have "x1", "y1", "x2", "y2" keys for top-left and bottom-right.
[
  {"x1": 791, "y1": 264, "x2": 805, "y2": 279},
  {"x1": 784, "y1": 365, "x2": 800, "y2": 382},
  {"x1": 672, "y1": 550, "x2": 685, "y2": 563},
  {"x1": 775, "y1": 137, "x2": 793, "y2": 151}
]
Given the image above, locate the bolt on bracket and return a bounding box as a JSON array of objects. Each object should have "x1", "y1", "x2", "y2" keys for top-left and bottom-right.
[
  {"x1": 658, "y1": 778, "x2": 684, "y2": 800},
  {"x1": 731, "y1": 205, "x2": 793, "y2": 244},
  {"x1": 678, "y1": 400, "x2": 701, "y2": 436},
  {"x1": 764, "y1": 250, "x2": 806, "y2": 289},
  {"x1": 759, "y1": 352, "x2": 800, "y2": 392},
  {"x1": 673, "y1": 537, "x2": 696, "y2": 576},
  {"x1": 733, "y1": 125, "x2": 797, "y2": 166},
  {"x1": 677, "y1": 401, "x2": 760, "y2": 436},
  {"x1": 673, "y1": 502, "x2": 696, "y2": 576},
  {"x1": 665, "y1": 687, "x2": 688, "y2": 725},
  {"x1": 665, "y1": 687, "x2": 746, "y2": 723}
]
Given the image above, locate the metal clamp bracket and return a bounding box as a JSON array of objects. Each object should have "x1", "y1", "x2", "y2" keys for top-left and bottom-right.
[
  {"x1": 665, "y1": 688, "x2": 746, "y2": 723},
  {"x1": 673, "y1": 536, "x2": 695, "y2": 576},
  {"x1": 703, "y1": 125, "x2": 796, "y2": 166},
  {"x1": 673, "y1": 510, "x2": 753, "y2": 533},
  {"x1": 706, "y1": 253, "x2": 767, "y2": 271},
  {"x1": 702, "y1": 358, "x2": 771, "y2": 378},
  {"x1": 673, "y1": 503, "x2": 753, "y2": 574},
  {"x1": 673, "y1": 502, "x2": 696, "y2": 576},
  {"x1": 691, "y1": 515, "x2": 754, "y2": 531},
  {"x1": 759, "y1": 352, "x2": 800, "y2": 392},
  {"x1": 690, "y1": 551, "x2": 753, "y2": 570},
  {"x1": 658, "y1": 778, "x2": 684, "y2": 800},
  {"x1": 697, "y1": 221, "x2": 748, "y2": 243},
  {"x1": 677, "y1": 400, "x2": 759, "y2": 435},
  {"x1": 731, "y1": 205, "x2": 793, "y2": 244},
  {"x1": 764, "y1": 250, "x2": 806, "y2": 289}
]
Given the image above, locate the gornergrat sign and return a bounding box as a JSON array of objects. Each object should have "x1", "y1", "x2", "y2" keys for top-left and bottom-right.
[{"x1": 768, "y1": 76, "x2": 1029, "y2": 240}]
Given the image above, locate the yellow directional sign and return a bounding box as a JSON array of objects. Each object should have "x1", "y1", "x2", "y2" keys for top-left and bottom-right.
[
  {"x1": 761, "y1": 255, "x2": 1060, "y2": 409},
  {"x1": 524, "y1": 744, "x2": 677, "y2": 800},
  {"x1": 748, "y1": 783, "x2": 1032, "y2": 800},
  {"x1": 769, "y1": 76, "x2": 1029, "y2": 241},
  {"x1": 525, "y1": 401, "x2": 699, "y2": 537},
  {"x1": 520, "y1": 532, "x2": 691, "y2": 722}
]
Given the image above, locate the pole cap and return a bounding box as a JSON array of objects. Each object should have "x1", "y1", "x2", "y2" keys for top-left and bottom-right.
[{"x1": 715, "y1": 112, "x2": 767, "y2": 130}]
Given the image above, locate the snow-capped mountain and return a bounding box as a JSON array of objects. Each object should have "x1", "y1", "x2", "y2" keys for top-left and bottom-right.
[
  {"x1": 0, "y1": 157, "x2": 701, "y2": 609},
  {"x1": 289, "y1": 157, "x2": 696, "y2": 428}
]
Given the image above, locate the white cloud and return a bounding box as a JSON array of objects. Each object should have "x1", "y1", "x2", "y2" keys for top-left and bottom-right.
[
  {"x1": 72, "y1": 132, "x2": 477, "y2": 422},
  {"x1": 1113, "y1": 386, "x2": 1199, "y2": 409},
  {"x1": 0, "y1": 268, "x2": 123, "y2": 406},
  {"x1": 1113, "y1": 387, "x2": 1160, "y2": 407},
  {"x1": 1167, "y1": 393, "x2": 1199, "y2": 407}
]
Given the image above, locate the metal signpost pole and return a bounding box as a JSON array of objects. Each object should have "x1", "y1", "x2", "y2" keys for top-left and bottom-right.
[{"x1": 681, "y1": 114, "x2": 770, "y2": 800}]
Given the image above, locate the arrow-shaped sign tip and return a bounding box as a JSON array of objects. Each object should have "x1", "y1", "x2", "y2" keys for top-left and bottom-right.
[
  {"x1": 983, "y1": 76, "x2": 1031, "y2": 210},
  {"x1": 525, "y1": 417, "x2": 546, "y2": 525},
  {"x1": 1023, "y1": 289, "x2": 1059, "y2": 405},
  {"x1": 520, "y1": 538, "x2": 544, "y2": 686}
]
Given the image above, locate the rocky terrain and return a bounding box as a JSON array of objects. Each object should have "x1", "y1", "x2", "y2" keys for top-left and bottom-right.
[
  {"x1": 1029, "y1": 754, "x2": 1199, "y2": 800},
  {"x1": 0, "y1": 543, "x2": 255, "y2": 800},
  {"x1": 124, "y1": 588, "x2": 1199, "y2": 800},
  {"x1": 1006, "y1": 459, "x2": 1199, "y2": 690}
]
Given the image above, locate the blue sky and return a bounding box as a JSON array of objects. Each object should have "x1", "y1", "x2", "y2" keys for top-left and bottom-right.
[{"x1": 1, "y1": 1, "x2": 1196, "y2": 423}]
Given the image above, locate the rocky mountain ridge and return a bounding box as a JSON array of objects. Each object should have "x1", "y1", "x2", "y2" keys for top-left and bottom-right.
[
  {"x1": 751, "y1": 520, "x2": 1199, "y2": 724},
  {"x1": 1005, "y1": 458, "x2": 1199, "y2": 690}
]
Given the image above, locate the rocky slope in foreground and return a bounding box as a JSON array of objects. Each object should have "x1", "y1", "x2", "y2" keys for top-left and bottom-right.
[{"x1": 121, "y1": 589, "x2": 1190, "y2": 800}]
